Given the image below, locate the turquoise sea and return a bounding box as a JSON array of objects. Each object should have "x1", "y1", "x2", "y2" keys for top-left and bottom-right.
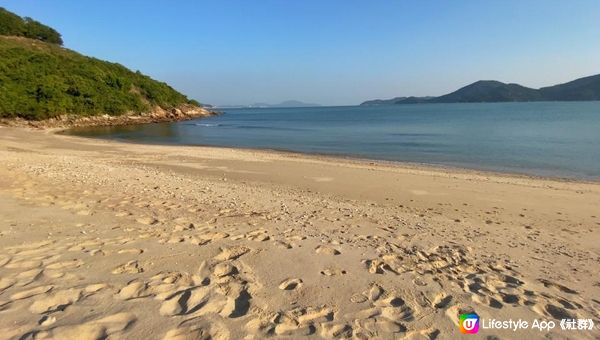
[{"x1": 69, "y1": 102, "x2": 600, "y2": 180}]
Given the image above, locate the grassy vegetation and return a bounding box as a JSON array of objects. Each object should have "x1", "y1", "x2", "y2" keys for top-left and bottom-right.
[
  {"x1": 0, "y1": 36, "x2": 199, "y2": 120},
  {"x1": 0, "y1": 7, "x2": 199, "y2": 120}
]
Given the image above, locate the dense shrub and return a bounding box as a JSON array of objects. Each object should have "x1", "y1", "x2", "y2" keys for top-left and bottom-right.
[
  {"x1": 0, "y1": 37, "x2": 198, "y2": 119},
  {"x1": 0, "y1": 7, "x2": 63, "y2": 45},
  {"x1": 0, "y1": 7, "x2": 200, "y2": 119}
]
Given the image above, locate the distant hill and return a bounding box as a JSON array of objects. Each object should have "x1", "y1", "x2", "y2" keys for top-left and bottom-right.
[
  {"x1": 538, "y1": 74, "x2": 600, "y2": 101},
  {"x1": 361, "y1": 97, "x2": 408, "y2": 106},
  {"x1": 361, "y1": 97, "x2": 435, "y2": 105},
  {"x1": 430, "y1": 81, "x2": 541, "y2": 103},
  {"x1": 0, "y1": 7, "x2": 202, "y2": 120},
  {"x1": 360, "y1": 74, "x2": 600, "y2": 105},
  {"x1": 395, "y1": 96, "x2": 436, "y2": 104}
]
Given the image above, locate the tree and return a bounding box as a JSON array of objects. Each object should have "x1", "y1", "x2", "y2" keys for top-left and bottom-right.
[
  {"x1": 0, "y1": 7, "x2": 25, "y2": 36},
  {"x1": 23, "y1": 17, "x2": 63, "y2": 45}
]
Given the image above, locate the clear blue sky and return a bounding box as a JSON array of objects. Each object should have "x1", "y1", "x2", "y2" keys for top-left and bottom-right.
[{"x1": 2, "y1": 1, "x2": 600, "y2": 106}]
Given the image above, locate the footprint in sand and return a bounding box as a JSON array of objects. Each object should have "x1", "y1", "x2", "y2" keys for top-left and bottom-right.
[
  {"x1": 194, "y1": 232, "x2": 230, "y2": 245},
  {"x1": 184, "y1": 237, "x2": 209, "y2": 246},
  {"x1": 15, "y1": 268, "x2": 43, "y2": 286},
  {"x1": 112, "y1": 260, "x2": 143, "y2": 274},
  {"x1": 349, "y1": 284, "x2": 385, "y2": 304},
  {"x1": 273, "y1": 240, "x2": 293, "y2": 249},
  {"x1": 246, "y1": 229, "x2": 270, "y2": 241},
  {"x1": 279, "y1": 278, "x2": 303, "y2": 290},
  {"x1": 432, "y1": 292, "x2": 453, "y2": 309},
  {"x1": 348, "y1": 284, "x2": 415, "y2": 338},
  {"x1": 537, "y1": 278, "x2": 578, "y2": 294},
  {"x1": 320, "y1": 323, "x2": 353, "y2": 338},
  {"x1": 350, "y1": 294, "x2": 369, "y2": 303},
  {"x1": 286, "y1": 235, "x2": 306, "y2": 242},
  {"x1": 159, "y1": 286, "x2": 212, "y2": 316},
  {"x1": 89, "y1": 249, "x2": 107, "y2": 256},
  {"x1": 7, "y1": 240, "x2": 54, "y2": 253},
  {"x1": 67, "y1": 240, "x2": 104, "y2": 252},
  {"x1": 315, "y1": 245, "x2": 340, "y2": 256},
  {"x1": 10, "y1": 285, "x2": 54, "y2": 301},
  {"x1": 34, "y1": 313, "x2": 136, "y2": 339},
  {"x1": 213, "y1": 262, "x2": 238, "y2": 277},
  {"x1": 164, "y1": 317, "x2": 229, "y2": 340},
  {"x1": 45, "y1": 259, "x2": 84, "y2": 270},
  {"x1": 320, "y1": 268, "x2": 347, "y2": 276},
  {"x1": 248, "y1": 306, "x2": 334, "y2": 337},
  {"x1": 116, "y1": 280, "x2": 150, "y2": 300},
  {"x1": 29, "y1": 288, "x2": 83, "y2": 314},
  {"x1": 405, "y1": 328, "x2": 441, "y2": 340},
  {"x1": 366, "y1": 284, "x2": 384, "y2": 301},
  {"x1": 5, "y1": 259, "x2": 42, "y2": 270},
  {"x1": 85, "y1": 283, "x2": 109, "y2": 293},
  {"x1": 362, "y1": 259, "x2": 388, "y2": 274},
  {"x1": 543, "y1": 304, "x2": 577, "y2": 319},
  {"x1": 214, "y1": 246, "x2": 250, "y2": 261},
  {"x1": 117, "y1": 248, "x2": 144, "y2": 255}
]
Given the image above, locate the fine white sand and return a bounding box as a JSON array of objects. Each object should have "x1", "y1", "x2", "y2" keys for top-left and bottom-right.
[{"x1": 0, "y1": 126, "x2": 598, "y2": 339}]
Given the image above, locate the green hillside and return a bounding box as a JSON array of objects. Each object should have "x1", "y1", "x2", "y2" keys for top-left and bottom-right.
[
  {"x1": 0, "y1": 8, "x2": 200, "y2": 120},
  {"x1": 0, "y1": 7, "x2": 62, "y2": 45}
]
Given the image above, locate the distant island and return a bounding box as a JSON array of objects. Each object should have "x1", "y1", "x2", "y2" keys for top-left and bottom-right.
[
  {"x1": 0, "y1": 7, "x2": 210, "y2": 126},
  {"x1": 361, "y1": 74, "x2": 600, "y2": 105},
  {"x1": 218, "y1": 100, "x2": 321, "y2": 109}
]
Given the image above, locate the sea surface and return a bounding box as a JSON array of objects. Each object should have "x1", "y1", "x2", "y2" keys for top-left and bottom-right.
[{"x1": 68, "y1": 102, "x2": 600, "y2": 180}]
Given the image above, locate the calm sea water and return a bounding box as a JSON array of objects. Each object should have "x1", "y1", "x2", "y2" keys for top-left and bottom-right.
[{"x1": 69, "y1": 102, "x2": 600, "y2": 180}]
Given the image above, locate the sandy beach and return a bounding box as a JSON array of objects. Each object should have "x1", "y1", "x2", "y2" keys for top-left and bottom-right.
[{"x1": 0, "y1": 126, "x2": 598, "y2": 339}]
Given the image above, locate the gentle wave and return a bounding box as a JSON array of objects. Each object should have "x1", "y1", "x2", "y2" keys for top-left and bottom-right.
[
  {"x1": 190, "y1": 122, "x2": 308, "y2": 132},
  {"x1": 193, "y1": 123, "x2": 221, "y2": 127}
]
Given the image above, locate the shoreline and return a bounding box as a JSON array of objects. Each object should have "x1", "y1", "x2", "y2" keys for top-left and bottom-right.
[
  {"x1": 62, "y1": 126, "x2": 600, "y2": 186},
  {"x1": 1, "y1": 126, "x2": 599, "y2": 339},
  {"x1": 0, "y1": 105, "x2": 221, "y2": 130}
]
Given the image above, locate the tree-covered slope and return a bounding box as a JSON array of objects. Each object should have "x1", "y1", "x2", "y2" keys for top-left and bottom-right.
[
  {"x1": 0, "y1": 8, "x2": 200, "y2": 120},
  {"x1": 0, "y1": 7, "x2": 62, "y2": 45},
  {"x1": 539, "y1": 74, "x2": 600, "y2": 101}
]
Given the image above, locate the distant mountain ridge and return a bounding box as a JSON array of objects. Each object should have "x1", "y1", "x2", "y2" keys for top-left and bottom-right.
[
  {"x1": 361, "y1": 74, "x2": 600, "y2": 105},
  {"x1": 361, "y1": 96, "x2": 435, "y2": 106}
]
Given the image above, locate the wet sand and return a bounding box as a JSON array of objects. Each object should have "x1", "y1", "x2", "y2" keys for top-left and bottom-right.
[{"x1": 0, "y1": 126, "x2": 598, "y2": 339}]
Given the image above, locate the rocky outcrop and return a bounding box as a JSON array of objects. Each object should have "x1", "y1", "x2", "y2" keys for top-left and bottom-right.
[{"x1": 0, "y1": 105, "x2": 220, "y2": 130}]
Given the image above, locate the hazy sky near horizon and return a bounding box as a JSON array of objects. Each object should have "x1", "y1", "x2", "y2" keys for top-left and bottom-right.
[{"x1": 2, "y1": 1, "x2": 600, "y2": 106}]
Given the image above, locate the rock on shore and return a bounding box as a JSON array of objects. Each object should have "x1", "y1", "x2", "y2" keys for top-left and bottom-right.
[{"x1": 0, "y1": 104, "x2": 220, "y2": 129}]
